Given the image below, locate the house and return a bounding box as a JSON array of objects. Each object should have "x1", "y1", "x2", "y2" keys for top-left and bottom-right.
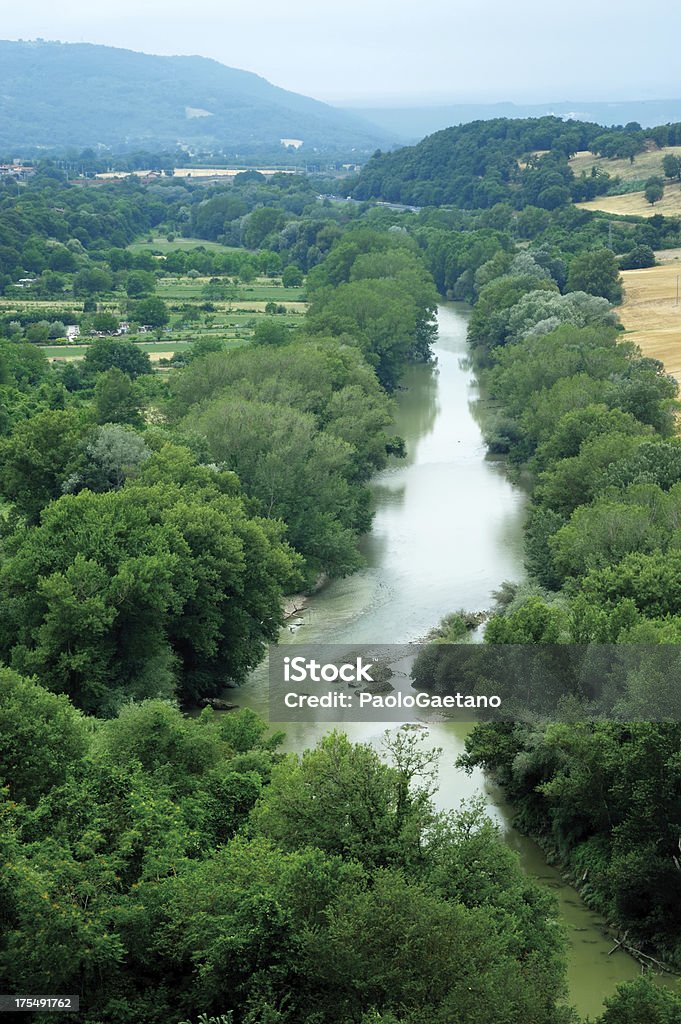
[
  {"x1": 0, "y1": 164, "x2": 35, "y2": 180},
  {"x1": 66, "y1": 325, "x2": 80, "y2": 341}
]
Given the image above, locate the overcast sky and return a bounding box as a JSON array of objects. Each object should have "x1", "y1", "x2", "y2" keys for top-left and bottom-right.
[{"x1": 3, "y1": 0, "x2": 679, "y2": 106}]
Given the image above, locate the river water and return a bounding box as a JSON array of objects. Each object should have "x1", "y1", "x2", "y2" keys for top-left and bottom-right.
[{"x1": 237, "y1": 304, "x2": 648, "y2": 1018}]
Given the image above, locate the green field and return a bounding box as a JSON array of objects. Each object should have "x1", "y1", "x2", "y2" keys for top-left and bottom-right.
[
  {"x1": 17, "y1": 275, "x2": 307, "y2": 362},
  {"x1": 127, "y1": 235, "x2": 241, "y2": 254}
]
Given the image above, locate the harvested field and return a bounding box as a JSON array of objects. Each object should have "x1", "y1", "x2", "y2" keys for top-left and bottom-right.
[
  {"x1": 620, "y1": 256, "x2": 681, "y2": 380},
  {"x1": 576, "y1": 187, "x2": 681, "y2": 218},
  {"x1": 570, "y1": 146, "x2": 681, "y2": 183}
]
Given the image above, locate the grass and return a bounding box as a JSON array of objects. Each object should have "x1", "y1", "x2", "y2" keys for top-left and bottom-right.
[
  {"x1": 620, "y1": 252, "x2": 681, "y2": 380},
  {"x1": 26, "y1": 273, "x2": 309, "y2": 364},
  {"x1": 127, "y1": 236, "x2": 241, "y2": 254},
  {"x1": 576, "y1": 187, "x2": 681, "y2": 218},
  {"x1": 569, "y1": 146, "x2": 681, "y2": 184}
]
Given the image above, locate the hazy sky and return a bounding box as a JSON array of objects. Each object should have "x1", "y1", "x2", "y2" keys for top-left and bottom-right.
[{"x1": 3, "y1": 0, "x2": 679, "y2": 105}]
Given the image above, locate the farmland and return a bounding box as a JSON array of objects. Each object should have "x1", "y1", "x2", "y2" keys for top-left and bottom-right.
[
  {"x1": 569, "y1": 145, "x2": 681, "y2": 184},
  {"x1": 2, "y1": 273, "x2": 307, "y2": 365},
  {"x1": 620, "y1": 252, "x2": 681, "y2": 379},
  {"x1": 576, "y1": 187, "x2": 681, "y2": 217}
]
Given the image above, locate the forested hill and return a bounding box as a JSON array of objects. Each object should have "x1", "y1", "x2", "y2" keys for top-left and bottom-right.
[
  {"x1": 0, "y1": 39, "x2": 384, "y2": 154},
  {"x1": 352, "y1": 115, "x2": 681, "y2": 208}
]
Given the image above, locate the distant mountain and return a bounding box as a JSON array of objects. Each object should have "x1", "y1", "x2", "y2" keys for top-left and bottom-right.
[
  {"x1": 0, "y1": 39, "x2": 385, "y2": 154},
  {"x1": 346, "y1": 100, "x2": 681, "y2": 144}
]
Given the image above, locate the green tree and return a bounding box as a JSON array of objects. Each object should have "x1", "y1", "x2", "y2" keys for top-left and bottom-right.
[
  {"x1": 644, "y1": 176, "x2": 665, "y2": 205},
  {"x1": 92, "y1": 311, "x2": 120, "y2": 334},
  {"x1": 282, "y1": 263, "x2": 303, "y2": 287},
  {"x1": 566, "y1": 249, "x2": 623, "y2": 303},
  {"x1": 598, "y1": 978, "x2": 681, "y2": 1024},
  {"x1": 134, "y1": 296, "x2": 169, "y2": 329},
  {"x1": 73, "y1": 266, "x2": 113, "y2": 296},
  {"x1": 0, "y1": 667, "x2": 88, "y2": 805},
  {"x1": 94, "y1": 367, "x2": 144, "y2": 426},
  {"x1": 83, "y1": 337, "x2": 152, "y2": 378},
  {"x1": 126, "y1": 269, "x2": 157, "y2": 297},
  {"x1": 0, "y1": 408, "x2": 87, "y2": 522},
  {"x1": 25, "y1": 321, "x2": 50, "y2": 344},
  {"x1": 0, "y1": 464, "x2": 301, "y2": 711}
]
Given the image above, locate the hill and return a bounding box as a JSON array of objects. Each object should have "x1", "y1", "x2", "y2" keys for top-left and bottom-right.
[
  {"x1": 0, "y1": 39, "x2": 384, "y2": 155},
  {"x1": 352, "y1": 116, "x2": 681, "y2": 210},
  {"x1": 352, "y1": 116, "x2": 599, "y2": 208},
  {"x1": 345, "y1": 99, "x2": 681, "y2": 144}
]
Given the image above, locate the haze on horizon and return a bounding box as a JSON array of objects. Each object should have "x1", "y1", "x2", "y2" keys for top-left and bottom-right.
[{"x1": 4, "y1": 0, "x2": 680, "y2": 107}]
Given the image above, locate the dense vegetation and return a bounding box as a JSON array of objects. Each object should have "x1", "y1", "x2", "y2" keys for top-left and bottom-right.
[
  {"x1": 1, "y1": 680, "x2": 583, "y2": 1024},
  {"x1": 4, "y1": 123, "x2": 681, "y2": 1022},
  {"x1": 394, "y1": 152, "x2": 681, "y2": 971},
  {"x1": 0, "y1": 155, "x2": 440, "y2": 713},
  {"x1": 0, "y1": 40, "x2": 383, "y2": 155},
  {"x1": 354, "y1": 115, "x2": 681, "y2": 208}
]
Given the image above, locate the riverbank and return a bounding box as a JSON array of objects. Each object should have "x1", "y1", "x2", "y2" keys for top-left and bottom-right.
[{"x1": 234, "y1": 304, "x2": 650, "y2": 1018}]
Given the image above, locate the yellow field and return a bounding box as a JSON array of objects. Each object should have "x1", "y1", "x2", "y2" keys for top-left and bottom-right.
[
  {"x1": 569, "y1": 145, "x2": 681, "y2": 183},
  {"x1": 620, "y1": 256, "x2": 681, "y2": 379},
  {"x1": 576, "y1": 186, "x2": 681, "y2": 218}
]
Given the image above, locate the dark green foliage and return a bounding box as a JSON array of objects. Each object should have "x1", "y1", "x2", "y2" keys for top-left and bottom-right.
[
  {"x1": 0, "y1": 446, "x2": 301, "y2": 710},
  {"x1": 619, "y1": 244, "x2": 656, "y2": 270},
  {"x1": 644, "y1": 176, "x2": 665, "y2": 206},
  {"x1": 353, "y1": 117, "x2": 594, "y2": 209},
  {"x1": 94, "y1": 367, "x2": 144, "y2": 426},
  {"x1": 597, "y1": 978, "x2": 681, "y2": 1022},
  {"x1": 83, "y1": 337, "x2": 152, "y2": 378},
  {"x1": 0, "y1": 706, "x2": 573, "y2": 1024},
  {"x1": 0, "y1": 408, "x2": 88, "y2": 522},
  {"x1": 566, "y1": 249, "x2": 622, "y2": 303}
]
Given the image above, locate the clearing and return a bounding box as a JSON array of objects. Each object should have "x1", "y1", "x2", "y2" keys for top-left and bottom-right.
[
  {"x1": 127, "y1": 236, "x2": 240, "y2": 254},
  {"x1": 576, "y1": 186, "x2": 681, "y2": 218},
  {"x1": 620, "y1": 252, "x2": 681, "y2": 379},
  {"x1": 569, "y1": 145, "x2": 681, "y2": 185}
]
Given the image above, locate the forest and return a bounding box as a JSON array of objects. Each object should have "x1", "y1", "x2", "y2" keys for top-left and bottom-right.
[{"x1": 3, "y1": 123, "x2": 681, "y2": 1022}]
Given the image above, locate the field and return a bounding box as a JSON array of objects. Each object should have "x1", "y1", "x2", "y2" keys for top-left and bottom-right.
[
  {"x1": 5, "y1": 274, "x2": 307, "y2": 365},
  {"x1": 576, "y1": 187, "x2": 681, "y2": 218},
  {"x1": 569, "y1": 145, "x2": 681, "y2": 184},
  {"x1": 620, "y1": 253, "x2": 681, "y2": 379},
  {"x1": 127, "y1": 236, "x2": 241, "y2": 254}
]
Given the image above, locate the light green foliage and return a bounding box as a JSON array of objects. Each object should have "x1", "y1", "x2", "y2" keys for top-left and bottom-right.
[
  {"x1": 63, "y1": 423, "x2": 151, "y2": 493},
  {"x1": 186, "y1": 396, "x2": 368, "y2": 580},
  {"x1": 505, "y1": 289, "x2": 618, "y2": 343},
  {"x1": 550, "y1": 482, "x2": 681, "y2": 580},
  {"x1": 171, "y1": 338, "x2": 395, "y2": 476},
  {"x1": 468, "y1": 273, "x2": 558, "y2": 356}
]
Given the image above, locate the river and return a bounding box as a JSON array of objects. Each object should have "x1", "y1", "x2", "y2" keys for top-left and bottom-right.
[{"x1": 236, "y1": 303, "x2": 647, "y2": 1018}]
